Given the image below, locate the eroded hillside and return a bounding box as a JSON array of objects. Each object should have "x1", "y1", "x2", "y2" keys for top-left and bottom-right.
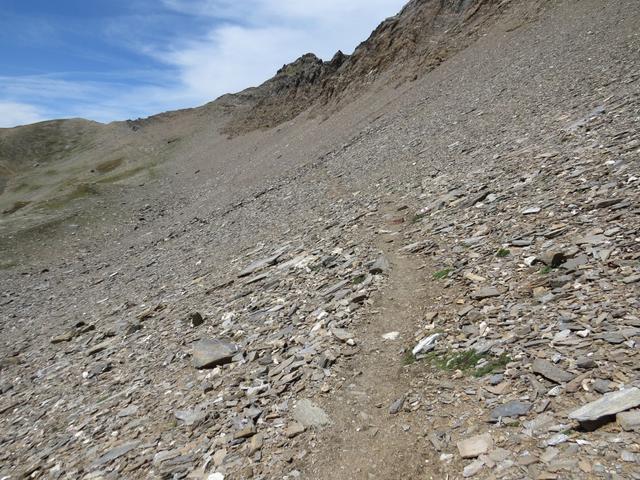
[{"x1": 1, "y1": 1, "x2": 639, "y2": 479}]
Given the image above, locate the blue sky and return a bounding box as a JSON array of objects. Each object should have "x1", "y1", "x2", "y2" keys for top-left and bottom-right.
[{"x1": 0, "y1": 0, "x2": 407, "y2": 127}]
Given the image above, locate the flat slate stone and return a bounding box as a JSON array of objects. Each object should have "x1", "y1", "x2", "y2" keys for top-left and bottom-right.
[
  {"x1": 489, "y1": 400, "x2": 532, "y2": 422},
  {"x1": 192, "y1": 339, "x2": 238, "y2": 369},
  {"x1": 569, "y1": 388, "x2": 640, "y2": 422},
  {"x1": 92, "y1": 441, "x2": 140, "y2": 467},
  {"x1": 532, "y1": 359, "x2": 575, "y2": 384},
  {"x1": 238, "y1": 247, "x2": 287, "y2": 277},
  {"x1": 522, "y1": 207, "x2": 541, "y2": 215},
  {"x1": 471, "y1": 287, "x2": 501, "y2": 300}
]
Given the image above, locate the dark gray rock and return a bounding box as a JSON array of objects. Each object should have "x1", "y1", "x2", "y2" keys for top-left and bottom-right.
[
  {"x1": 576, "y1": 356, "x2": 596, "y2": 370},
  {"x1": 186, "y1": 312, "x2": 204, "y2": 328},
  {"x1": 489, "y1": 401, "x2": 532, "y2": 422},
  {"x1": 592, "y1": 379, "x2": 612, "y2": 394}
]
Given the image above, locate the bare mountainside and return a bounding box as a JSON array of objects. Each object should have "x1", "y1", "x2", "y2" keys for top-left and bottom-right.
[{"x1": 1, "y1": 1, "x2": 640, "y2": 479}]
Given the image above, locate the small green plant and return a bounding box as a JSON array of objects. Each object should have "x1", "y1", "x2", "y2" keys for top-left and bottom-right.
[
  {"x1": 473, "y1": 353, "x2": 511, "y2": 377},
  {"x1": 496, "y1": 248, "x2": 510, "y2": 258},
  {"x1": 95, "y1": 157, "x2": 124, "y2": 174},
  {"x1": 433, "y1": 268, "x2": 452, "y2": 280},
  {"x1": 421, "y1": 350, "x2": 511, "y2": 377},
  {"x1": 410, "y1": 213, "x2": 425, "y2": 224},
  {"x1": 351, "y1": 274, "x2": 366, "y2": 284},
  {"x1": 2, "y1": 200, "x2": 30, "y2": 215},
  {"x1": 402, "y1": 351, "x2": 416, "y2": 366},
  {"x1": 95, "y1": 165, "x2": 146, "y2": 184},
  {"x1": 0, "y1": 259, "x2": 18, "y2": 270},
  {"x1": 40, "y1": 183, "x2": 98, "y2": 210},
  {"x1": 539, "y1": 266, "x2": 553, "y2": 274}
]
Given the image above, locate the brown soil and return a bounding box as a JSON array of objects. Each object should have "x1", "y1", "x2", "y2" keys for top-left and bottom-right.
[{"x1": 303, "y1": 201, "x2": 451, "y2": 479}]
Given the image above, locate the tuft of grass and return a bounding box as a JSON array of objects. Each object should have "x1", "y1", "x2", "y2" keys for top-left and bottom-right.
[
  {"x1": 402, "y1": 351, "x2": 416, "y2": 366},
  {"x1": 352, "y1": 274, "x2": 366, "y2": 285},
  {"x1": 410, "y1": 213, "x2": 425, "y2": 224},
  {"x1": 496, "y1": 248, "x2": 511, "y2": 258},
  {"x1": 12, "y1": 182, "x2": 41, "y2": 193},
  {"x1": 95, "y1": 157, "x2": 124, "y2": 174},
  {"x1": 95, "y1": 165, "x2": 146, "y2": 184},
  {"x1": 419, "y1": 350, "x2": 511, "y2": 377},
  {"x1": 433, "y1": 268, "x2": 452, "y2": 280},
  {"x1": 40, "y1": 183, "x2": 98, "y2": 210},
  {"x1": 473, "y1": 354, "x2": 511, "y2": 377},
  {"x1": 2, "y1": 200, "x2": 31, "y2": 215},
  {"x1": 0, "y1": 259, "x2": 18, "y2": 270},
  {"x1": 539, "y1": 266, "x2": 553, "y2": 275}
]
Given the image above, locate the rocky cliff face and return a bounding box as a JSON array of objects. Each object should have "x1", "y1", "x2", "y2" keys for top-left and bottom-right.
[{"x1": 223, "y1": 0, "x2": 514, "y2": 135}]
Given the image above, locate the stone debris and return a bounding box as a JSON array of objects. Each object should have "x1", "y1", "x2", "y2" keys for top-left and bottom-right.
[
  {"x1": 369, "y1": 255, "x2": 390, "y2": 274},
  {"x1": 237, "y1": 246, "x2": 288, "y2": 277},
  {"x1": 92, "y1": 441, "x2": 140, "y2": 467},
  {"x1": 1, "y1": 2, "x2": 639, "y2": 478}
]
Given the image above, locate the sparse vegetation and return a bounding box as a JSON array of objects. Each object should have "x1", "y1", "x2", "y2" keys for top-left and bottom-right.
[
  {"x1": 496, "y1": 248, "x2": 510, "y2": 258},
  {"x1": 402, "y1": 351, "x2": 416, "y2": 365},
  {"x1": 95, "y1": 165, "x2": 147, "y2": 184},
  {"x1": 95, "y1": 157, "x2": 124, "y2": 174},
  {"x1": 2, "y1": 200, "x2": 31, "y2": 215},
  {"x1": 40, "y1": 183, "x2": 98, "y2": 210},
  {"x1": 0, "y1": 259, "x2": 18, "y2": 270},
  {"x1": 417, "y1": 350, "x2": 511, "y2": 377},
  {"x1": 473, "y1": 353, "x2": 511, "y2": 377},
  {"x1": 433, "y1": 268, "x2": 452, "y2": 280},
  {"x1": 410, "y1": 213, "x2": 425, "y2": 224},
  {"x1": 12, "y1": 182, "x2": 41, "y2": 193},
  {"x1": 352, "y1": 274, "x2": 366, "y2": 284},
  {"x1": 539, "y1": 266, "x2": 553, "y2": 274}
]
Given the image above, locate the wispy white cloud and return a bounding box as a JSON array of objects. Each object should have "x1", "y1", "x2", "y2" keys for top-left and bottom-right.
[
  {"x1": 0, "y1": 101, "x2": 45, "y2": 128},
  {"x1": 1, "y1": 0, "x2": 408, "y2": 126},
  {"x1": 152, "y1": 0, "x2": 407, "y2": 105}
]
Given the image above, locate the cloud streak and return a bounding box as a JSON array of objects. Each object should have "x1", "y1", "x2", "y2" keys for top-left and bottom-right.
[{"x1": 0, "y1": 101, "x2": 45, "y2": 128}]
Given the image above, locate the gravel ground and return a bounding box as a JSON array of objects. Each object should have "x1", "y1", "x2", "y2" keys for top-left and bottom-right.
[{"x1": 1, "y1": 0, "x2": 639, "y2": 479}]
